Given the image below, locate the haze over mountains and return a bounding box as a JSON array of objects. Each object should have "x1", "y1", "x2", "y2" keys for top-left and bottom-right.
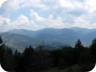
[{"x1": 0, "y1": 27, "x2": 96, "y2": 51}]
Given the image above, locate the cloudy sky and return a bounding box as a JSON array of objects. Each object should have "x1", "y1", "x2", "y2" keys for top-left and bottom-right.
[{"x1": 0, "y1": 0, "x2": 96, "y2": 32}]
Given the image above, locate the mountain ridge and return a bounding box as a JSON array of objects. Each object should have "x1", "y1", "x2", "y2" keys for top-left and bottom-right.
[{"x1": 0, "y1": 27, "x2": 96, "y2": 52}]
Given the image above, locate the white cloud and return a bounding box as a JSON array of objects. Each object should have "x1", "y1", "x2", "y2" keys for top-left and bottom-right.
[
  {"x1": 30, "y1": 10, "x2": 69, "y2": 28},
  {"x1": 86, "y1": 0, "x2": 96, "y2": 13},
  {"x1": 11, "y1": 14, "x2": 44, "y2": 30},
  {"x1": 0, "y1": 0, "x2": 22, "y2": 17},
  {"x1": 59, "y1": 0, "x2": 74, "y2": 8},
  {"x1": 11, "y1": 15, "x2": 32, "y2": 29},
  {"x1": 0, "y1": 0, "x2": 96, "y2": 31},
  {"x1": 30, "y1": 10, "x2": 96, "y2": 29},
  {"x1": 0, "y1": 0, "x2": 6, "y2": 7},
  {"x1": 72, "y1": 16, "x2": 96, "y2": 29},
  {"x1": 21, "y1": 0, "x2": 45, "y2": 9},
  {"x1": 0, "y1": 16, "x2": 11, "y2": 32}
]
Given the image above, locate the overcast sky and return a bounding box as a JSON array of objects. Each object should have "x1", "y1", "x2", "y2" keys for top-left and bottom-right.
[{"x1": 0, "y1": 0, "x2": 96, "y2": 32}]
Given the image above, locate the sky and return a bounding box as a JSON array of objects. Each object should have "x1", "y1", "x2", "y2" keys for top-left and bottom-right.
[{"x1": 0, "y1": 0, "x2": 96, "y2": 32}]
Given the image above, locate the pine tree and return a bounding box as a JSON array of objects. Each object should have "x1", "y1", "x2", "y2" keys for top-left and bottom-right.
[
  {"x1": 23, "y1": 46, "x2": 35, "y2": 72},
  {"x1": 90, "y1": 38, "x2": 96, "y2": 62},
  {"x1": 79, "y1": 49, "x2": 95, "y2": 71},
  {"x1": 0, "y1": 36, "x2": 5, "y2": 62},
  {"x1": 0, "y1": 36, "x2": 2, "y2": 43},
  {"x1": 0, "y1": 36, "x2": 3, "y2": 45},
  {"x1": 75, "y1": 39, "x2": 84, "y2": 49},
  {"x1": 74, "y1": 39, "x2": 85, "y2": 64}
]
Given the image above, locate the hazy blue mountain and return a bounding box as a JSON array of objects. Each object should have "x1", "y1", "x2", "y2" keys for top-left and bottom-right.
[
  {"x1": 0, "y1": 33, "x2": 36, "y2": 52},
  {"x1": 9, "y1": 29, "x2": 37, "y2": 37},
  {"x1": 80, "y1": 31, "x2": 96, "y2": 46},
  {"x1": 0, "y1": 27, "x2": 96, "y2": 52}
]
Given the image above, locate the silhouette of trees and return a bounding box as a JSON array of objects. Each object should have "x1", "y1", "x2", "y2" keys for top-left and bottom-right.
[
  {"x1": 14, "y1": 50, "x2": 23, "y2": 72},
  {"x1": 75, "y1": 39, "x2": 84, "y2": 49},
  {"x1": 90, "y1": 38, "x2": 96, "y2": 62},
  {"x1": 79, "y1": 49, "x2": 95, "y2": 71},
  {"x1": 1, "y1": 48, "x2": 15, "y2": 71},
  {"x1": 0, "y1": 36, "x2": 3, "y2": 44},
  {"x1": 0, "y1": 36, "x2": 15, "y2": 71},
  {"x1": 0, "y1": 35, "x2": 95, "y2": 72},
  {"x1": 22, "y1": 46, "x2": 35, "y2": 72},
  {"x1": 0, "y1": 36, "x2": 5, "y2": 63},
  {"x1": 73, "y1": 39, "x2": 85, "y2": 65}
]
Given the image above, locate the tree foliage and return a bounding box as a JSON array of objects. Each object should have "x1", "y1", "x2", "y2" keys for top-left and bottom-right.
[
  {"x1": 90, "y1": 38, "x2": 96, "y2": 62},
  {"x1": 0, "y1": 36, "x2": 95, "y2": 72}
]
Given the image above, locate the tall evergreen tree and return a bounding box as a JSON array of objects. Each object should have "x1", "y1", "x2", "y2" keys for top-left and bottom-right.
[
  {"x1": 1, "y1": 48, "x2": 15, "y2": 71},
  {"x1": 22, "y1": 46, "x2": 35, "y2": 72},
  {"x1": 75, "y1": 39, "x2": 84, "y2": 49},
  {"x1": 79, "y1": 49, "x2": 95, "y2": 71},
  {"x1": 0, "y1": 36, "x2": 5, "y2": 63},
  {"x1": 14, "y1": 50, "x2": 22, "y2": 72},
  {"x1": 0, "y1": 36, "x2": 3, "y2": 44},
  {"x1": 74, "y1": 39, "x2": 85, "y2": 64},
  {"x1": 90, "y1": 38, "x2": 96, "y2": 62}
]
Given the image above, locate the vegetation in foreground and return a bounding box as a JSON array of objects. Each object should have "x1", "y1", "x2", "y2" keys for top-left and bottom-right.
[{"x1": 0, "y1": 35, "x2": 96, "y2": 72}]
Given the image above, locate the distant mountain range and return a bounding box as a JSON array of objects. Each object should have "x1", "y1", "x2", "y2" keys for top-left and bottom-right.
[{"x1": 0, "y1": 27, "x2": 96, "y2": 52}]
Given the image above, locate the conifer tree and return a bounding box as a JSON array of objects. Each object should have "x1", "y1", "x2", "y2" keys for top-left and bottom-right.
[
  {"x1": 0, "y1": 36, "x2": 5, "y2": 62},
  {"x1": 0, "y1": 36, "x2": 3, "y2": 45},
  {"x1": 90, "y1": 38, "x2": 96, "y2": 62},
  {"x1": 75, "y1": 39, "x2": 84, "y2": 49}
]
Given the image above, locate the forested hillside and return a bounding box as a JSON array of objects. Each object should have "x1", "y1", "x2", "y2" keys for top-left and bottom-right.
[
  {"x1": 0, "y1": 36, "x2": 96, "y2": 72},
  {"x1": 1, "y1": 28, "x2": 96, "y2": 52}
]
